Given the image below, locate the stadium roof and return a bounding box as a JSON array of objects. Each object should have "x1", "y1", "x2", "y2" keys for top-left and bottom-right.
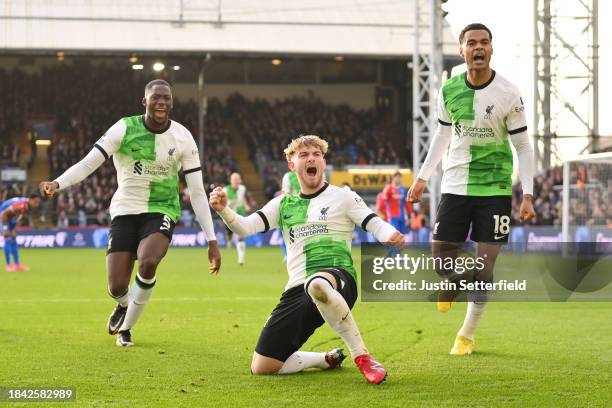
[{"x1": 0, "y1": 0, "x2": 457, "y2": 57}]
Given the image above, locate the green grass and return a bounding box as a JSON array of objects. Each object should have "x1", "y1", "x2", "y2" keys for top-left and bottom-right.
[{"x1": 1, "y1": 248, "x2": 611, "y2": 407}]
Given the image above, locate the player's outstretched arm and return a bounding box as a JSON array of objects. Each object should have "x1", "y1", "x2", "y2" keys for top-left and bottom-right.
[
  {"x1": 367, "y1": 217, "x2": 405, "y2": 250},
  {"x1": 346, "y1": 189, "x2": 405, "y2": 250},
  {"x1": 210, "y1": 187, "x2": 277, "y2": 237},
  {"x1": 40, "y1": 120, "x2": 125, "y2": 198},
  {"x1": 39, "y1": 148, "x2": 106, "y2": 198},
  {"x1": 184, "y1": 171, "x2": 221, "y2": 274}
]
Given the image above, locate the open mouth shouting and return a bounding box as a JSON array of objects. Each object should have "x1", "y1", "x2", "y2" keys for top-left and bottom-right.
[
  {"x1": 473, "y1": 52, "x2": 486, "y2": 64},
  {"x1": 306, "y1": 165, "x2": 318, "y2": 177},
  {"x1": 154, "y1": 108, "x2": 167, "y2": 121}
]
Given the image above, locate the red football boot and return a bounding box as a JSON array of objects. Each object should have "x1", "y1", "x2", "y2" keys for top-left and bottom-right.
[{"x1": 355, "y1": 354, "x2": 387, "y2": 384}]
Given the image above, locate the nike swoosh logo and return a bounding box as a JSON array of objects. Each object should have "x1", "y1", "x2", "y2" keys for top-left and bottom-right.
[
  {"x1": 131, "y1": 148, "x2": 141, "y2": 152},
  {"x1": 494, "y1": 234, "x2": 507, "y2": 240},
  {"x1": 341, "y1": 311, "x2": 349, "y2": 321},
  {"x1": 283, "y1": 215, "x2": 292, "y2": 220}
]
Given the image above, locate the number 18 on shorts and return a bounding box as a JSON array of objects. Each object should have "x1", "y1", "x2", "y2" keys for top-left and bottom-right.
[{"x1": 433, "y1": 194, "x2": 512, "y2": 243}]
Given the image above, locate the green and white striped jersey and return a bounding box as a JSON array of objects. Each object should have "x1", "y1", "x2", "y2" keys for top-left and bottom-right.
[
  {"x1": 437, "y1": 70, "x2": 527, "y2": 196},
  {"x1": 257, "y1": 183, "x2": 376, "y2": 290},
  {"x1": 95, "y1": 115, "x2": 201, "y2": 222},
  {"x1": 224, "y1": 184, "x2": 247, "y2": 216}
]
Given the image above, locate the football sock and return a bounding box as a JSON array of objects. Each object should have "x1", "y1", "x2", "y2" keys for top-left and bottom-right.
[
  {"x1": 4, "y1": 238, "x2": 12, "y2": 264},
  {"x1": 10, "y1": 239, "x2": 20, "y2": 265},
  {"x1": 108, "y1": 286, "x2": 129, "y2": 307},
  {"x1": 306, "y1": 277, "x2": 368, "y2": 359},
  {"x1": 278, "y1": 351, "x2": 328, "y2": 374},
  {"x1": 119, "y1": 273, "x2": 156, "y2": 331},
  {"x1": 458, "y1": 301, "x2": 487, "y2": 340},
  {"x1": 237, "y1": 240, "x2": 246, "y2": 264}
]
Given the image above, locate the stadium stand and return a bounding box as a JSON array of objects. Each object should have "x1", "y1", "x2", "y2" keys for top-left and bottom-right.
[
  {"x1": 3, "y1": 63, "x2": 608, "y2": 228},
  {"x1": 512, "y1": 160, "x2": 611, "y2": 227}
]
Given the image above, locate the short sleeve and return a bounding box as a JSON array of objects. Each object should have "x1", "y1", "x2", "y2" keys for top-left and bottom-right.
[
  {"x1": 506, "y1": 90, "x2": 527, "y2": 135},
  {"x1": 437, "y1": 86, "x2": 452, "y2": 126},
  {"x1": 180, "y1": 131, "x2": 201, "y2": 174},
  {"x1": 345, "y1": 189, "x2": 377, "y2": 231},
  {"x1": 12, "y1": 202, "x2": 28, "y2": 215},
  {"x1": 256, "y1": 195, "x2": 282, "y2": 232},
  {"x1": 94, "y1": 119, "x2": 126, "y2": 159}
]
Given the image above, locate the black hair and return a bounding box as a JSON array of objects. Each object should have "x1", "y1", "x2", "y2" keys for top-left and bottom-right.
[
  {"x1": 145, "y1": 79, "x2": 171, "y2": 92},
  {"x1": 459, "y1": 23, "x2": 492, "y2": 44},
  {"x1": 393, "y1": 171, "x2": 402, "y2": 178},
  {"x1": 29, "y1": 192, "x2": 40, "y2": 199}
]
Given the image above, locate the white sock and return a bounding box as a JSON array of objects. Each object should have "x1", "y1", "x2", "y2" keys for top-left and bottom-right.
[
  {"x1": 237, "y1": 241, "x2": 246, "y2": 263},
  {"x1": 306, "y1": 277, "x2": 368, "y2": 359},
  {"x1": 109, "y1": 287, "x2": 129, "y2": 307},
  {"x1": 278, "y1": 351, "x2": 328, "y2": 374},
  {"x1": 119, "y1": 273, "x2": 156, "y2": 332},
  {"x1": 458, "y1": 301, "x2": 487, "y2": 340}
]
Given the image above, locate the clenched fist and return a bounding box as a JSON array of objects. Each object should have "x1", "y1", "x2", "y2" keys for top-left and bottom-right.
[
  {"x1": 39, "y1": 181, "x2": 59, "y2": 198},
  {"x1": 209, "y1": 186, "x2": 228, "y2": 212}
]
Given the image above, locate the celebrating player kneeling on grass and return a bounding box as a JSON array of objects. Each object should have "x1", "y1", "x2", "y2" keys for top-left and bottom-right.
[
  {"x1": 210, "y1": 135, "x2": 404, "y2": 384},
  {"x1": 39, "y1": 79, "x2": 221, "y2": 347},
  {"x1": 408, "y1": 23, "x2": 535, "y2": 356}
]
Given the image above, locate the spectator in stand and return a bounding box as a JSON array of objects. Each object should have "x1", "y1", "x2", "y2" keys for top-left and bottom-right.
[{"x1": 512, "y1": 161, "x2": 610, "y2": 227}]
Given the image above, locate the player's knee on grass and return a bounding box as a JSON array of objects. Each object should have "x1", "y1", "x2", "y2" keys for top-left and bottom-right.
[
  {"x1": 251, "y1": 353, "x2": 283, "y2": 375},
  {"x1": 305, "y1": 275, "x2": 336, "y2": 304}
]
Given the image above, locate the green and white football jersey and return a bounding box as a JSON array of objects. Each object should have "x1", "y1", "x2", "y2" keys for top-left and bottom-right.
[
  {"x1": 224, "y1": 184, "x2": 247, "y2": 216},
  {"x1": 281, "y1": 171, "x2": 300, "y2": 195},
  {"x1": 95, "y1": 115, "x2": 201, "y2": 222},
  {"x1": 438, "y1": 70, "x2": 527, "y2": 196},
  {"x1": 257, "y1": 183, "x2": 376, "y2": 290}
]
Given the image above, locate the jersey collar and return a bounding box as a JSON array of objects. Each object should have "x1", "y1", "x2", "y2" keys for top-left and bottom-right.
[
  {"x1": 300, "y1": 182, "x2": 329, "y2": 199},
  {"x1": 464, "y1": 69, "x2": 496, "y2": 90},
  {"x1": 141, "y1": 115, "x2": 172, "y2": 134}
]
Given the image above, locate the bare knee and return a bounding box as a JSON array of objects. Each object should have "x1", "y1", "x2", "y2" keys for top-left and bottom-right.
[
  {"x1": 138, "y1": 256, "x2": 161, "y2": 279},
  {"x1": 108, "y1": 283, "x2": 128, "y2": 298},
  {"x1": 250, "y1": 364, "x2": 280, "y2": 375},
  {"x1": 251, "y1": 353, "x2": 283, "y2": 375}
]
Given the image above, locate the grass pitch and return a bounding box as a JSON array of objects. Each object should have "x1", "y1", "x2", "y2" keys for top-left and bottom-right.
[{"x1": 1, "y1": 247, "x2": 610, "y2": 407}]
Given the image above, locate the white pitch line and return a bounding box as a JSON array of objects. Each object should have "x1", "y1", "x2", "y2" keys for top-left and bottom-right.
[{"x1": 0, "y1": 296, "x2": 276, "y2": 304}]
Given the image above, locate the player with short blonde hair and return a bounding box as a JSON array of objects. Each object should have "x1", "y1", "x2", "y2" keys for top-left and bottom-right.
[{"x1": 211, "y1": 135, "x2": 404, "y2": 384}]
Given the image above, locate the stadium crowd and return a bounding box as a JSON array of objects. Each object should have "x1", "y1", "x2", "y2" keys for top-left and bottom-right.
[
  {"x1": 1, "y1": 63, "x2": 609, "y2": 229},
  {"x1": 226, "y1": 93, "x2": 399, "y2": 166},
  {"x1": 511, "y1": 161, "x2": 611, "y2": 227}
]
